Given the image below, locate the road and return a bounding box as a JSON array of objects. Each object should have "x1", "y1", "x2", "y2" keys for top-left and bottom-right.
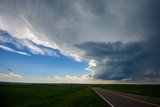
[{"x1": 93, "y1": 88, "x2": 160, "y2": 107}]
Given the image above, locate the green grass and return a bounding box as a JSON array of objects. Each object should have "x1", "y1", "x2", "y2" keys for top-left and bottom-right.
[
  {"x1": 98, "y1": 84, "x2": 160, "y2": 98},
  {"x1": 0, "y1": 83, "x2": 107, "y2": 107},
  {"x1": 2, "y1": 83, "x2": 159, "y2": 107}
]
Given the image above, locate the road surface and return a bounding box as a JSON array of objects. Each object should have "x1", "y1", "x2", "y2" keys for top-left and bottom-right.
[{"x1": 93, "y1": 88, "x2": 160, "y2": 107}]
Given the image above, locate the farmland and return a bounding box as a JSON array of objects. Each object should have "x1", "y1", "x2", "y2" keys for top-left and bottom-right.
[
  {"x1": 0, "y1": 83, "x2": 107, "y2": 107},
  {"x1": 0, "y1": 83, "x2": 160, "y2": 107}
]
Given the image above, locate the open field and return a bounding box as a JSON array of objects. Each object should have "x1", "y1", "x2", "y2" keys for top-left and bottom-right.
[
  {"x1": 98, "y1": 84, "x2": 160, "y2": 98},
  {"x1": 1, "y1": 83, "x2": 160, "y2": 107},
  {"x1": 0, "y1": 83, "x2": 107, "y2": 107}
]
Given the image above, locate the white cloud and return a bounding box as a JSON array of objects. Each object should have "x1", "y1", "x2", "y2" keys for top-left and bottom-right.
[
  {"x1": 0, "y1": 45, "x2": 30, "y2": 56},
  {"x1": 0, "y1": 72, "x2": 116, "y2": 84},
  {"x1": 0, "y1": 0, "x2": 155, "y2": 82},
  {"x1": 0, "y1": 72, "x2": 23, "y2": 82},
  {"x1": 0, "y1": 72, "x2": 22, "y2": 79},
  {"x1": 85, "y1": 60, "x2": 97, "y2": 74},
  {"x1": 0, "y1": 31, "x2": 58, "y2": 57},
  {"x1": 1, "y1": 72, "x2": 159, "y2": 84},
  {"x1": 0, "y1": 0, "x2": 142, "y2": 61},
  {"x1": 22, "y1": 40, "x2": 58, "y2": 57}
]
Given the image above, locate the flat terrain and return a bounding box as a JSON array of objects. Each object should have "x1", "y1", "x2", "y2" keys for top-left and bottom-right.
[
  {"x1": 93, "y1": 87, "x2": 160, "y2": 107},
  {"x1": 1, "y1": 83, "x2": 160, "y2": 107},
  {"x1": 0, "y1": 83, "x2": 107, "y2": 107}
]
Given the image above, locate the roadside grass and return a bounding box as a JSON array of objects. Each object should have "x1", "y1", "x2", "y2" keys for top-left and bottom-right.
[
  {"x1": 97, "y1": 84, "x2": 160, "y2": 98},
  {"x1": 0, "y1": 84, "x2": 107, "y2": 107}
]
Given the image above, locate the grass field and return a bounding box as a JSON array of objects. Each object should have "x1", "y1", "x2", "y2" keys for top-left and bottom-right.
[
  {"x1": 99, "y1": 84, "x2": 160, "y2": 98},
  {"x1": 1, "y1": 83, "x2": 160, "y2": 107},
  {"x1": 0, "y1": 83, "x2": 107, "y2": 107}
]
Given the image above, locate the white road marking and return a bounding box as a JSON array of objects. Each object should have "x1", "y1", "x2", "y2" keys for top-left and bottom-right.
[
  {"x1": 93, "y1": 88, "x2": 114, "y2": 107},
  {"x1": 93, "y1": 88, "x2": 160, "y2": 107}
]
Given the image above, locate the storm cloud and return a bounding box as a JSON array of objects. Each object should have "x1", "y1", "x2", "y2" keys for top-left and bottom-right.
[
  {"x1": 0, "y1": 0, "x2": 160, "y2": 82},
  {"x1": 76, "y1": 0, "x2": 160, "y2": 82},
  {"x1": 76, "y1": 34, "x2": 160, "y2": 81}
]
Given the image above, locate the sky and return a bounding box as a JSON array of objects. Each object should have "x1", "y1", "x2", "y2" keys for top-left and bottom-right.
[{"x1": 0, "y1": 0, "x2": 160, "y2": 83}]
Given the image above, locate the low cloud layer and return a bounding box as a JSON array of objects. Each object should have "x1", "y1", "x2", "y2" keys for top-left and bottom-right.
[
  {"x1": 0, "y1": 72, "x2": 116, "y2": 84},
  {"x1": 0, "y1": 72, "x2": 22, "y2": 79}
]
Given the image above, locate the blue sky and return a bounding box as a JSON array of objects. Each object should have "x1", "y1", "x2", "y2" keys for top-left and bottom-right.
[
  {"x1": 0, "y1": 31, "x2": 88, "y2": 77},
  {"x1": 0, "y1": 0, "x2": 160, "y2": 83},
  {"x1": 0, "y1": 49, "x2": 88, "y2": 77}
]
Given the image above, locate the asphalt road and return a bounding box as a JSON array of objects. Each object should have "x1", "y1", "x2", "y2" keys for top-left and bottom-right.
[{"x1": 93, "y1": 88, "x2": 160, "y2": 107}]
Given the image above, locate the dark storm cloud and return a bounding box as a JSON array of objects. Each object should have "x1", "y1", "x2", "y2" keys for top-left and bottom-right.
[
  {"x1": 76, "y1": 0, "x2": 160, "y2": 81},
  {"x1": 1, "y1": 0, "x2": 160, "y2": 82},
  {"x1": 76, "y1": 34, "x2": 160, "y2": 81}
]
